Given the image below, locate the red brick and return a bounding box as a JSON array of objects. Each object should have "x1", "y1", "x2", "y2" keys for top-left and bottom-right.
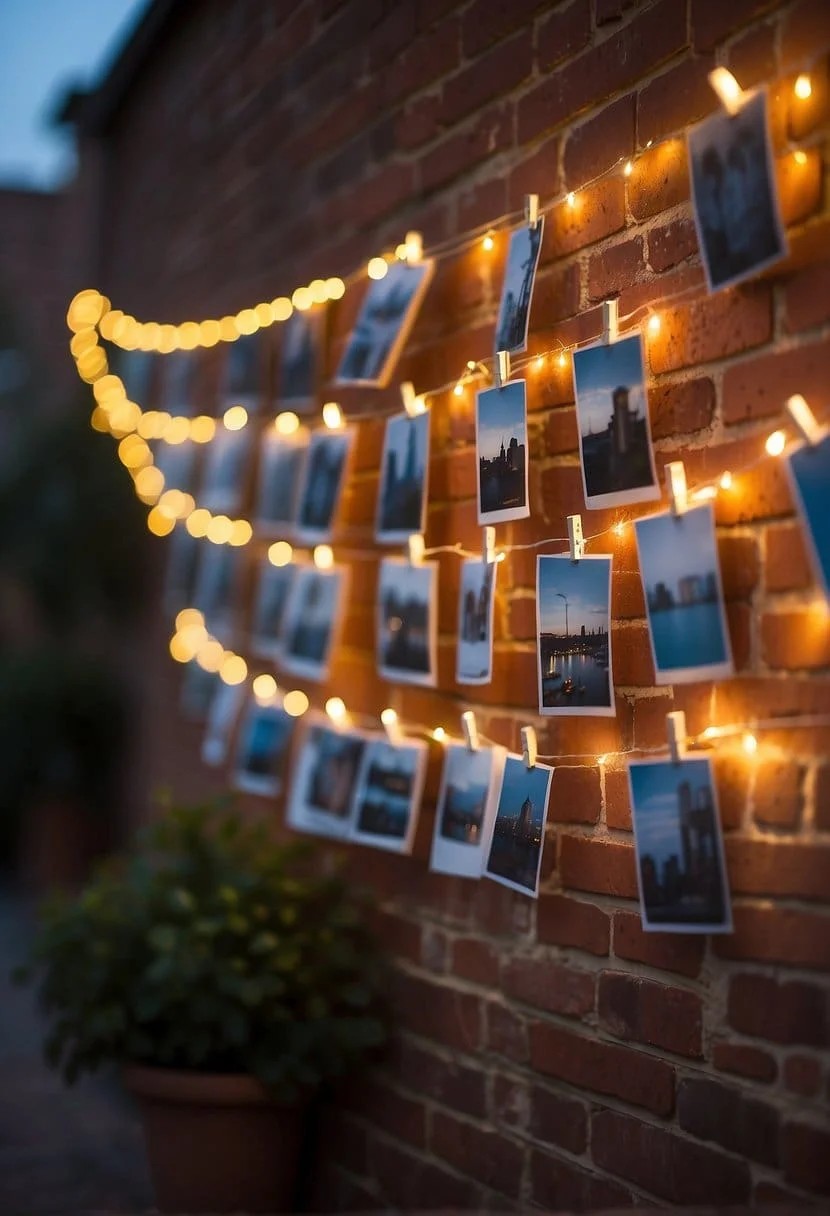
[
  {"x1": 486, "y1": 1000, "x2": 527, "y2": 1064},
  {"x1": 613, "y1": 909, "x2": 705, "y2": 979},
  {"x1": 559, "y1": 834, "x2": 639, "y2": 899},
  {"x1": 598, "y1": 970, "x2": 703, "y2": 1058},
  {"x1": 461, "y1": 0, "x2": 546, "y2": 57},
  {"x1": 638, "y1": 53, "x2": 716, "y2": 146},
  {"x1": 547, "y1": 177, "x2": 626, "y2": 258},
  {"x1": 503, "y1": 955, "x2": 595, "y2": 1020},
  {"x1": 345, "y1": 1079, "x2": 427, "y2": 1148},
  {"x1": 817, "y1": 765, "x2": 830, "y2": 832},
  {"x1": 677, "y1": 1076, "x2": 779, "y2": 1167},
  {"x1": 784, "y1": 258, "x2": 830, "y2": 333},
  {"x1": 548, "y1": 765, "x2": 601, "y2": 825},
  {"x1": 628, "y1": 137, "x2": 690, "y2": 220},
  {"x1": 728, "y1": 972, "x2": 828, "y2": 1047},
  {"x1": 765, "y1": 521, "x2": 812, "y2": 592},
  {"x1": 784, "y1": 1053, "x2": 822, "y2": 1097},
  {"x1": 529, "y1": 1021, "x2": 675, "y2": 1115},
  {"x1": 649, "y1": 283, "x2": 772, "y2": 375},
  {"x1": 715, "y1": 905, "x2": 830, "y2": 971},
  {"x1": 381, "y1": 13, "x2": 461, "y2": 104},
  {"x1": 722, "y1": 335, "x2": 830, "y2": 424},
  {"x1": 761, "y1": 609, "x2": 830, "y2": 670},
  {"x1": 391, "y1": 972, "x2": 483, "y2": 1052},
  {"x1": 592, "y1": 1108, "x2": 752, "y2": 1203},
  {"x1": 367, "y1": 1135, "x2": 479, "y2": 1209},
  {"x1": 692, "y1": 0, "x2": 783, "y2": 51},
  {"x1": 781, "y1": 1120, "x2": 830, "y2": 1195},
  {"x1": 506, "y1": 134, "x2": 561, "y2": 211},
  {"x1": 530, "y1": 1149, "x2": 634, "y2": 1211},
  {"x1": 563, "y1": 95, "x2": 636, "y2": 192},
  {"x1": 726, "y1": 21, "x2": 778, "y2": 88},
  {"x1": 531, "y1": 262, "x2": 581, "y2": 324},
  {"x1": 781, "y1": 0, "x2": 830, "y2": 64},
  {"x1": 719, "y1": 534, "x2": 760, "y2": 601},
  {"x1": 712, "y1": 1040, "x2": 778, "y2": 1084},
  {"x1": 371, "y1": 907, "x2": 422, "y2": 963},
  {"x1": 450, "y1": 937, "x2": 500, "y2": 986},
  {"x1": 395, "y1": 1038, "x2": 487, "y2": 1118},
  {"x1": 595, "y1": 0, "x2": 638, "y2": 21},
  {"x1": 752, "y1": 757, "x2": 803, "y2": 828},
  {"x1": 537, "y1": 0, "x2": 592, "y2": 71},
  {"x1": 528, "y1": 1085, "x2": 588, "y2": 1155},
  {"x1": 439, "y1": 28, "x2": 532, "y2": 127},
  {"x1": 726, "y1": 838, "x2": 830, "y2": 903},
  {"x1": 648, "y1": 216, "x2": 699, "y2": 274},
  {"x1": 419, "y1": 104, "x2": 513, "y2": 193},
  {"x1": 543, "y1": 407, "x2": 578, "y2": 457},
  {"x1": 430, "y1": 1109, "x2": 523, "y2": 1196},
  {"x1": 649, "y1": 376, "x2": 715, "y2": 439},
  {"x1": 536, "y1": 893, "x2": 610, "y2": 956},
  {"x1": 587, "y1": 235, "x2": 645, "y2": 302}
]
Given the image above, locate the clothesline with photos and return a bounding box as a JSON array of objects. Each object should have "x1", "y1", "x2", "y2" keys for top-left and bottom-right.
[{"x1": 67, "y1": 63, "x2": 830, "y2": 925}]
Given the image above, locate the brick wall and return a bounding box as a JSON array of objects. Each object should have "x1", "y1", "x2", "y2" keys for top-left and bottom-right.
[{"x1": 81, "y1": 0, "x2": 830, "y2": 1207}]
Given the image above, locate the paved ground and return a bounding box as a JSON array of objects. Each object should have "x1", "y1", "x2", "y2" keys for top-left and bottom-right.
[{"x1": 0, "y1": 887, "x2": 154, "y2": 1216}]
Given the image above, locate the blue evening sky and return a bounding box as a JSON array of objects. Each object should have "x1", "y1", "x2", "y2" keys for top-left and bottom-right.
[
  {"x1": 630, "y1": 758, "x2": 714, "y2": 868},
  {"x1": 0, "y1": 0, "x2": 148, "y2": 188},
  {"x1": 384, "y1": 411, "x2": 429, "y2": 473},
  {"x1": 477, "y1": 381, "x2": 527, "y2": 461},
  {"x1": 789, "y1": 433, "x2": 830, "y2": 594},
  {"x1": 538, "y1": 555, "x2": 611, "y2": 634},
  {"x1": 573, "y1": 333, "x2": 646, "y2": 437},
  {"x1": 635, "y1": 503, "x2": 718, "y2": 595},
  {"x1": 496, "y1": 757, "x2": 550, "y2": 828}
]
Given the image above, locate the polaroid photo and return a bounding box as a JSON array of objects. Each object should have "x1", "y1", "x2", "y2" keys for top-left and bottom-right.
[
  {"x1": 199, "y1": 426, "x2": 253, "y2": 515},
  {"x1": 456, "y1": 558, "x2": 497, "y2": 685},
  {"x1": 279, "y1": 564, "x2": 346, "y2": 681},
  {"x1": 286, "y1": 714, "x2": 367, "y2": 839},
  {"x1": 250, "y1": 560, "x2": 297, "y2": 660},
  {"x1": 233, "y1": 698, "x2": 295, "y2": 797},
  {"x1": 476, "y1": 380, "x2": 530, "y2": 525},
  {"x1": 536, "y1": 554, "x2": 615, "y2": 716},
  {"x1": 572, "y1": 332, "x2": 660, "y2": 509},
  {"x1": 254, "y1": 429, "x2": 307, "y2": 535},
  {"x1": 277, "y1": 308, "x2": 323, "y2": 413},
  {"x1": 377, "y1": 557, "x2": 438, "y2": 687},
  {"x1": 688, "y1": 87, "x2": 787, "y2": 294},
  {"x1": 294, "y1": 427, "x2": 354, "y2": 544},
  {"x1": 430, "y1": 742, "x2": 506, "y2": 878},
  {"x1": 628, "y1": 754, "x2": 733, "y2": 933},
  {"x1": 376, "y1": 410, "x2": 430, "y2": 544},
  {"x1": 115, "y1": 349, "x2": 155, "y2": 403},
  {"x1": 335, "y1": 259, "x2": 435, "y2": 388},
  {"x1": 484, "y1": 754, "x2": 554, "y2": 898},
  {"x1": 154, "y1": 438, "x2": 197, "y2": 497},
  {"x1": 163, "y1": 526, "x2": 201, "y2": 615},
  {"x1": 180, "y1": 662, "x2": 220, "y2": 721},
  {"x1": 785, "y1": 430, "x2": 830, "y2": 601},
  {"x1": 495, "y1": 218, "x2": 545, "y2": 355},
  {"x1": 158, "y1": 351, "x2": 197, "y2": 416},
  {"x1": 221, "y1": 334, "x2": 265, "y2": 414},
  {"x1": 635, "y1": 503, "x2": 733, "y2": 685},
  {"x1": 350, "y1": 734, "x2": 428, "y2": 853},
  {"x1": 192, "y1": 543, "x2": 243, "y2": 643},
  {"x1": 201, "y1": 681, "x2": 245, "y2": 767}
]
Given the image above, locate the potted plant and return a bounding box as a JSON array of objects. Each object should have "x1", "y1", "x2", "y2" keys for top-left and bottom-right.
[{"x1": 16, "y1": 800, "x2": 387, "y2": 1213}]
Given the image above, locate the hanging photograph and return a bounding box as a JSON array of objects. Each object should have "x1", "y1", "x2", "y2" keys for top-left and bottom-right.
[
  {"x1": 688, "y1": 88, "x2": 787, "y2": 293},
  {"x1": 635, "y1": 503, "x2": 733, "y2": 685},
  {"x1": 163, "y1": 526, "x2": 200, "y2": 615},
  {"x1": 254, "y1": 429, "x2": 307, "y2": 535},
  {"x1": 785, "y1": 430, "x2": 830, "y2": 601},
  {"x1": 277, "y1": 308, "x2": 323, "y2": 413},
  {"x1": 250, "y1": 560, "x2": 297, "y2": 660},
  {"x1": 180, "y1": 663, "x2": 220, "y2": 721},
  {"x1": 494, "y1": 218, "x2": 545, "y2": 354},
  {"x1": 476, "y1": 380, "x2": 530, "y2": 525},
  {"x1": 377, "y1": 557, "x2": 438, "y2": 687},
  {"x1": 201, "y1": 681, "x2": 245, "y2": 767},
  {"x1": 456, "y1": 558, "x2": 497, "y2": 685},
  {"x1": 572, "y1": 333, "x2": 659, "y2": 509},
  {"x1": 536, "y1": 554, "x2": 615, "y2": 716},
  {"x1": 430, "y1": 743, "x2": 505, "y2": 878},
  {"x1": 628, "y1": 755, "x2": 733, "y2": 933},
  {"x1": 233, "y1": 698, "x2": 295, "y2": 797},
  {"x1": 158, "y1": 351, "x2": 197, "y2": 416},
  {"x1": 221, "y1": 333, "x2": 264, "y2": 414},
  {"x1": 192, "y1": 543, "x2": 242, "y2": 642},
  {"x1": 199, "y1": 426, "x2": 253, "y2": 515},
  {"x1": 376, "y1": 410, "x2": 430, "y2": 543},
  {"x1": 484, "y1": 754, "x2": 554, "y2": 898},
  {"x1": 335, "y1": 259, "x2": 435, "y2": 388},
  {"x1": 280, "y1": 565, "x2": 345, "y2": 681},
  {"x1": 286, "y1": 714, "x2": 367, "y2": 839},
  {"x1": 294, "y1": 427, "x2": 353, "y2": 544},
  {"x1": 351, "y1": 735, "x2": 428, "y2": 853}
]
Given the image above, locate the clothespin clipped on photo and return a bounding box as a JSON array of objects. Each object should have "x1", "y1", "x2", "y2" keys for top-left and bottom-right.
[
  {"x1": 524, "y1": 193, "x2": 540, "y2": 230},
  {"x1": 567, "y1": 514, "x2": 585, "y2": 562},
  {"x1": 786, "y1": 394, "x2": 826, "y2": 446},
  {"x1": 666, "y1": 461, "x2": 688, "y2": 516},
  {"x1": 400, "y1": 381, "x2": 425, "y2": 418},
  {"x1": 521, "y1": 725, "x2": 538, "y2": 769},
  {"x1": 381, "y1": 707, "x2": 404, "y2": 747},
  {"x1": 666, "y1": 711, "x2": 687, "y2": 765},
  {"x1": 482, "y1": 525, "x2": 497, "y2": 564},
  {"x1": 461, "y1": 710, "x2": 480, "y2": 752},
  {"x1": 494, "y1": 349, "x2": 511, "y2": 389},
  {"x1": 408, "y1": 533, "x2": 425, "y2": 566},
  {"x1": 404, "y1": 230, "x2": 423, "y2": 265},
  {"x1": 708, "y1": 67, "x2": 745, "y2": 117},
  {"x1": 601, "y1": 299, "x2": 619, "y2": 345}
]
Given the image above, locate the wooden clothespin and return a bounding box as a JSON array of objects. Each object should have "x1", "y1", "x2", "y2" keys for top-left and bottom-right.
[
  {"x1": 601, "y1": 300, "x2": 619, "y2": 345},
  {"x1": 521, "y1": 725, "x2": 538, "y2": 769},
  {"x1": 567, "y1": 514, "x2": 584, "y2": 562},
  {"x1": 461, "y1": 710, "x2": 480, "y2": 752},
  {"x1": 786, "y1": 394, "x2": 826, "y2": 446},
  {"x1": 494, "y1": 350, "x2": 511, "y2": 389},
  {"x1": 708, "y1": 67, "x2": 744, "y2": 117},
  {"x1": 482, "y1": 526, "x2": 497, "y2": 564},
  {"x1": 408, "y1": 534, "x2": 425, "y2": 566},
  {"x1": 666, "y1": 461, "x2": 688, "y2": 516},
  {"x1": 524, "y1": 193, "x2": 540, "y2": 230},
  {"x1": 381, "y1": 708, "x2": 404, "y2": 747},
  {"x1": 666, "y1": 711, "x2": 687, "y2": 765}
]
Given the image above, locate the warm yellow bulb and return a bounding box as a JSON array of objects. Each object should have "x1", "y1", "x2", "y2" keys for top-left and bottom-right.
[
  {"x1": 134, "y1": 466, "x2": 165, "y2": 502},
  {"x1": 719, "y1": 471, "x2": 733, "y2": 490},
  {"x1": 453, "y1": 383, "x2": 464, "y2": 397},
  {"x1": 313, "y1": 544, "x2": 334, "y2": 570},
  {"x1": 169, "y1": 634, "x2": 194, "y2": 663},
  {"x1": 158, "y1": 488, "x2": 188, "y2": 518},
  {"x1": 367, "y1": 257, "x2": 388, "y2": 281},
  {"x1": 164, "y1": 416, "x2": 190, "y2": 445},
  {"x1": 432, "y1": 726, "x2": 447, "y2": 743},
  {"x1": 623, "y1": 160, "x2": 633, "y2": 177},
  {"x1": 176, "y1": 607, "x2": 204, "y2": 631},
  {"x1": 742, "y1": 732, "x2": 758, "y2": 755},
  {"x1": 189, "y1": 415, "x2": 217, "y2": 444},
  {"x1": 292, "y1": 286, "x2": 313, "y2": 311},
  {"x1": 325, "y1": 277, "x2": 346, "y2": 301},
  {"x1": 482, "y1": 233, "x2": 495, "y2": 252},
  {"x1": 118, "y1": 435, "x2": 151, "y2": 469},
  {"x1": 92, "y1": 374, "x2": 123, "y2": 405},
  {"x1": 157, "y1": 324, "x2": 178, "y2": 354},
  {"x1": 177, "y1": 321, "x2": 200, "y2": 350},
  {"x1": 236, "y1": 308, "x2": 259, "y2": 335},
  {"x1": 223, "y1": 405, "x2": 249, "y2": 431},
  {"x1": 322, "y1": 401, "x2": 343, "y2": 429},
  {"x1": 197, "y1": 640, "x2": 224, "y2": 673},
  {"x1": 534, "y1": 356, "x2": 544, "y2": 370},
  {"x1": 283, "y1": 689, "x2": 310, "y2": 717},
  {"x1": 228, "y1": 519, "x2": 253, "y2": 547},
  {"x1": 139, "y1": 322, "x2": 161, "y2": 351},
  {"x1": 566, "y1": 191, "x2": 576, "y2": 207},
  {"x1": 70, "y1": 328, "x2": 98, "y2": 358},
  {"x1": 219, "y1": 315, "x2": 238, "y2": 342},
  {"x1": 199, "y1": 319, "x2": 222, "y2": 347},
  {"x1": 648, "y1": 314, "x2": 661, "y2": 335},
  {"x1": 147, "y1": 507, "x2": 176, "y2": 537},
  {"x1": 271, "y1": 297, "x2": 293, "y2": 322},
  {"x1": 558, "y1": 352, "x2": 567, "y2": 368},
  {"x1": 395, "y1": 243, "x2": 409, "y2": 260},
  {"x1": 76, "y1": 347, "x2": 108, "y2": 382},
  {"x1": 309, "y1": 279, "x2": 328, "y2": 305},
  {"x1": 765, "y1": 430, "x2": 786, "y2": 457},
  {"x1": 380, "y1": 707, "x2": 398, "y2": 728},
  {"x1": 793, "y1": 149, "x2": 808, "y2": 166},
  {"x1": 326, "y1": 696, "x2": 347, "y2": 722},
  {"x1": 268, "y1": 541, "x2": 293, "y2": 567},
  {"x1": 795, "y1": 73, "x2": 812, "y2": 100},
  {"x1": 90, "y1": 407, "x2": 110, "y2": 433},
  {"x1": 220, "y1": 654, "x2": 248, "y2": 686},
  {"x1": 66, "y1": 289, "x2": 104, "y2": 332},
  {"x1": 207, "y1": 514, "x2": 233, "y2": 544},
  {"x1": 253, "y1": 673, "x2": 278, "y2": 703},
  {"x1": 178, "y1": 622, "x2": 208, "y2": 652},
  {"x1": 613, "y1": 521, "x2": 627, "y2": 537},
  {"x1": 186, "y1": 508, "x2": 212, "y2": 538},
  {"x1": 275, "y1": 411, "x2": 300, "y2": 435},
  {"x1": 255, "y1": 302, "x2": 274, "y2": 327}
]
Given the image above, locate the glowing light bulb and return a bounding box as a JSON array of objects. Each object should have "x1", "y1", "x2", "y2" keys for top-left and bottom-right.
[
  {"x1": 223, "y1": 405, "x2": 248, "y2": 431},
  {"x1": 795, "y1": 73, "x2": 812, "y2": 100},
  {"x1": 133, "y1": 466, "x2": 165, "y2": 502},
  {"x1": 158, "y1": 488, "x2": 188, "y2": 517},
  {"x1": 268, "y1": 541, "x2": 293, "y2": 567},
  {"x1": 326, "y1": 697, "x2": 347, "y2": 723},
  {"x1": 164, "y1": 416, "x2": 190, "y2": 445},
  {"x1": 275, "y1": 411, "x2": 300, "y2": 435},
  {"x1": 228, "y1": 519, "x2": 253, "y2": 547},
  {"x1": 314, "y1": 544, "x2": 334, "y2": 570},
  {"x1": 367, "y1": 257, "x2": 388, "y2": 281},
  {"x1": 623, "y1": 160, "x2": 633, "y2": 177},
  {"x1": 197, "y1": 640, "x2": 224, "y2": 673},
  {"x1": 453, "y1": 382, "x2": 464, "y2": 397},
  {"x1": 292, "y1": 286, "x2": 314, "y2": 312},
  {"x1": 766, "y1": 430, "x2": 786, "y2": 457},
  {"x1": 147, "y1": 506, "x2": 176, "y2": 537},
  {"x1": 482, "y1": 232, "x2": 495, "y2": 252},
  {"x1": 432, "y1": 726, "x2": 447, "y2": 743},
  {"x1": 206, "y1": 514, "x2": 233, "y2": 544},
  {"x1": 253, "y1": 674, "x2": 278, "y2": 703},
  {"x1": 793, "y1": 149, "x2": 808, "y2": 166},
  {"x1": 235, "y1": 308, "x2": 259, "y2": 335},
  {"x1": 309, "y1": 279, "x2": 328, "y2": 305},
  {"x1": 325, "y1": 277, "x2": 345, "y2": 301},
  {"x1": 90, "y1": 407, "x2": 110, "y2": 433},
  {"x1": 613, "y1": 521, "x2": 627, "y2": 537},
  {"x1": 648, "y1": 314, "x2": 661, "y2": 335},
  {"x1": 283, "y1": 689, "x2": 309, "y2": 717},
  {"x1": 381, "y1": 708, "x2": 398, "y2": 728},
  {"x1": 189, "y1": 415, "x2": 217, "y2": 444},
  {"x1": 558, "y1": 352, "x2": 567, "y2": 368},
  {"x1": 254, "y1": 302, "x2": 274, "y2": 327},
  {"x1": 395, "y1": 243, "x2": 408, "y2": 260},
  {"x1": 272, "y1": 297, "x2": 293, "y2": 322},
  {"x1": 176, "y1": 608, "x2": 204, "y2": 632},
  {"x1": 719, "y1": 471, "x2": 733, "y2": 491},
  {"x1": 534, "y1": 355, "x2": 544, "y2": 370},
  {"x1": 220, "y1": 654, "x2": 248, "y2": 686},
  {"x1": 566, "y1": 192, "x2": 575, "y2": 207},
  {"x1": 186, "y1": 508, "x2": 211, "y2": 538},
  {"x1": 597, "y1": 754, "x2": 608, "y2": 766},
  {"x1": 169, "y1": 634, "x2": 193, "y2": 663},
  {"x1": 322, "y1": 401, "x2": 343, "y2": 429},
  {"x1": 742, "y1": 731, "x2": 758, "y2": 755}
]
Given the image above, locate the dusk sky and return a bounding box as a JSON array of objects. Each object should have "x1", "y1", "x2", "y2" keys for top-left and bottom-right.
[
  {"x1": 573, "y1": 333, "x2": 647, "y2": 437},
  {"x1": 0, "y1": 0, "x2": 148, "y2": 188},
  {"x1": 444, "y1": 745, "x2": 492, "y2": 797},
  {"x1": 635, "y1": 503, "x2": 719, "y2": 595},
  {"x1": 538, "y1": 554, "x2": 611, "y2": 635},
  {"x1": 477, "y1": 381, "x2": 527, "y2": 461},
  {"x1": 630, "y1": 758, "x2": 715, "y2": 868},
  {"x1": 384, "y1": 411, "x2": 429, "y2": 475}
]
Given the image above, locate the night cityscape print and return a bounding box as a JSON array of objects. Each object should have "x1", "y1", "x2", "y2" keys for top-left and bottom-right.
[
  {"x1": 537, "y1": 555, "x2": 613, "y2": 714},
  {"x1": 476, "y1": 381, "x2": 529, "y2": 523},
  {"x1": 485, "y1": 757, "x2": 552, "y2": 895}
]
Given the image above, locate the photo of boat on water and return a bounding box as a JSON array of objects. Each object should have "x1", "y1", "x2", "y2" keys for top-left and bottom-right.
[{"x1": 536, "y1": 554, "x2": 615, "y2": 716}]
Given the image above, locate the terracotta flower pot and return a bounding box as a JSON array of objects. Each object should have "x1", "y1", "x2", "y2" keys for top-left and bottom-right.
[{"x1": 123, "y1": 1063, "x2": 306, "y2": 1214}]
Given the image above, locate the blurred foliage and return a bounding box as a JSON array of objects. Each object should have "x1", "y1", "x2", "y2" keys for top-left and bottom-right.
[{"x1": 17, "y1": 801, "x2": 388, "y2": 1101}]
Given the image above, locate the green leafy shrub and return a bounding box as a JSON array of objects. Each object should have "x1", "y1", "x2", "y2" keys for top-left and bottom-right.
[{"x1": 17, "y1": 802, "x2": 387, "y2": 1100}]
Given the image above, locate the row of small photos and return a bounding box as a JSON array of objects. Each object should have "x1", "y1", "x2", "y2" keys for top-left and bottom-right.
[{"x1": 199, "y1": 688, "x2": 733, "y2": 935}]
